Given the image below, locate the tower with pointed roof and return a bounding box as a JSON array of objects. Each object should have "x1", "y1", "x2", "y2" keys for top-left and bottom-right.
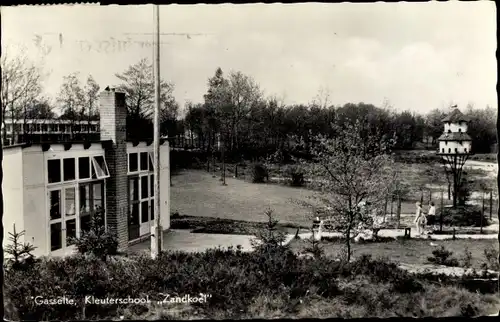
[
  {"x1": 438, "y1": 108, "x2": 472, "y2": 155},
  {"x1": 437, "y1": 107, "x2": 473, "y2": 208}
]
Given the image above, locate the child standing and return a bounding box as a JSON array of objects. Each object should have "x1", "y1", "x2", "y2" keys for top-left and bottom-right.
[{"x1": 414, "y1": 202, "x2": 426, "y2": 235}]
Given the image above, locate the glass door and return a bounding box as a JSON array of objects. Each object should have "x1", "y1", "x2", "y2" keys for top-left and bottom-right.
[
  {"x1": 128, "y1": 177, "x2": 140, "y2": 241},
  {"x1": 49, "y1": 189, "x2": 63, "y2": 252},
  {"x1": 64, "y1": 187, "x2": 77, "y2": 246},
  {"x1": 49, "y1": 187, "x2": 78, "y2": 252},
  {"x1": 139, "y1": 174, "x2": 150, "y2": 236}
]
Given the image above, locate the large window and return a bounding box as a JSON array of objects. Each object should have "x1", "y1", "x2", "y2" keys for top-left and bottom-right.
[
  {"x1": 79, "y1": 157, "x2": 91, "y2": 179},
  {"x1": 63, "y1": 158, "x2": 76, "y2": 181},
  {"x1": 92, "y1": 156, "x2": 110, "y2": 179},
  {"x1": 129, "y1": 153, "x2": 138, "y2": 172},
  {"x1": 48, "y1": 155, "x2": 109, "y2": 184},
  {"x1": 47, "y1": 154, "x2": 110, "y2": 253},
  {"x1": 129, "y1": 151, "x2": 155, "y2": 173},
  {"x1": 48, "y1": 160, "x2": 61, "y2": 183},
  {"x1": 140, "y1": 152, "x2": 149, "y2": 171},
  {"x1": 79, "y1": 181, "x2": 105, "y2": 233}
]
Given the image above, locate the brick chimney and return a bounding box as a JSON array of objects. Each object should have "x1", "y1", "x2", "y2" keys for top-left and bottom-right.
[{"x1": 99, "y1": 89, "x2": 129, "y2": 250}]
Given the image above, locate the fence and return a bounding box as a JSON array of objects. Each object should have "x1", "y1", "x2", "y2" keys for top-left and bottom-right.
[{"x1": 383, "y1": 187, "x2": 497, "y2": 232}]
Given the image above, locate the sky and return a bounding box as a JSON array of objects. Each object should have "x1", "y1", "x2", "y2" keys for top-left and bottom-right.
[{"x1": 1, "y1": 2, "x2": 497, "y2": 116}]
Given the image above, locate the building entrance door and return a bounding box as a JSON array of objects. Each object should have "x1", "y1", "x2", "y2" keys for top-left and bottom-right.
[
  {"x1": 128, "y1": 177, "x2": 140, "y2": 241},
  {"x1": 139, "y1": 174, "x2": 151, "y2": 236}
]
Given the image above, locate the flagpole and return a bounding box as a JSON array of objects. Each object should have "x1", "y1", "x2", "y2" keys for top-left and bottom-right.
[{"x1": 152, "y1": 4, "x2": 162, "y2": 258}]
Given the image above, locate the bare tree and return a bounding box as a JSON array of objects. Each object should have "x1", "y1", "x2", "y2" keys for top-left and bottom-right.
[
  {"x1": 57, "y1": 73, "x2": 85, "y2": 139},
  {"x1": 312, "y1": 86, "x2": 331, "y2": 109},
  {"x1": 83, "y1": 75, "x2": 100, "y2": 134},
  {"x1": 301, "y1": 120, "x2": 395, "y2": 262},
  {"x1": 115, "y1": 58, "x2": 176, "y2": 119},
  {"x1": 1, "y1": 51, "x2": 43, "y2": 144}
]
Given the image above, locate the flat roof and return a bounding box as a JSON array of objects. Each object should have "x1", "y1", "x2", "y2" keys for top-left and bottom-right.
[{"x1": 2, "y1": 138, "x2": 173, "y2": 151}]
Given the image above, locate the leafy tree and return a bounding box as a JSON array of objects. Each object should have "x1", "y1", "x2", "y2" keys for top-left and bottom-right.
[
  {"x1": 21, "y1": 97, "x2": 56, "y2": 142},
  {"x1": 424, "y1": 108, "x2": 447, "y2": 145},
  {"x1": 301, "y1": 120, "x2": 395, "y2": 262},
  {"x1": 465, "y1": 104, "x2": 497, "y2": 153}
]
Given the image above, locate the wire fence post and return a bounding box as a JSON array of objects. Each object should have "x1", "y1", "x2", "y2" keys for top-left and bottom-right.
[
  {"x1": 440, "y1": 189, "x2": 444, "y2": 232},
  {"x1": 481, "y1": 192, "x2": 485, "y2": 233},
  {"x1": 489, "y1": 190, "x2": 493, "y2": 220},
  {"x1": 390, "y1": 195, "x2": 393, "y2": 218},
  {"x1": 396, "y1": 194, "x2": 401, "y2": 229}
]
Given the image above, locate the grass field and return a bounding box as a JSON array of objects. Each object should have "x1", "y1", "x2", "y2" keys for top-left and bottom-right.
[
  {"x1": 171, "y1": 169, "x2": 317, "y2": 226},
  {"x1": 290, "y1": 238, "x2": 499, "y2": 270},
  {"x1": 171, "y1": 166, "x2": 498, "y2": 230}
]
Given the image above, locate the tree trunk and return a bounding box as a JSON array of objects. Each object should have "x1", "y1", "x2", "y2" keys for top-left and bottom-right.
[
  {"x1": 396, "y1": 195, "x2": 402, "y2": 229},
  {"x1": 452, "y1": 181, "x2": 458, "y2": 208}
]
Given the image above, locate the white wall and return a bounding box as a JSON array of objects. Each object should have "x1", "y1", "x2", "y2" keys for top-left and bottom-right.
[
  {"x1": 160, "y1": 142, "x2": 170, "y2": 230},
  {"x1": 439, "y1": 140, "x2": 472, "y2": 154},
  {"x1": 444, "y1": 122, "x2": 468, "y2": 133},
  {"x1": 23, "y1": 147, "x2": 47, "y2": 256},
  {"x1": 2, "y1": 147, "x2": 25, "y2": 250}
]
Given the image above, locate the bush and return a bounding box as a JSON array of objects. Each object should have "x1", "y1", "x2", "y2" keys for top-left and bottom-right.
[
  {"x1": 71, "y1": 215, "x2": 118, "y2": 260},
  {"x1": 440, "y1": 205, "x2": 489, "y2": 227},
  {"x1": 461, "y1": 247, "x2": 473, "y2": 268},
  {"x1": 7, "y1": 246, "x2": 500, "y2": 320},
  {"x1": 250, "y1": 163, "x2": 269, "y2": 183},
  {"x1": 4, "y1": 224, "x2": 38, "y2": 271},
  {"x1": 427, "y1": 246, "x2": 460, "y2": 267},
  {"x1": 284, "y1": 165, "x2": 305, "y2": 187},
  {"x1": 481, "y1": 247, "x2": 499, "y2": 271},
  {"x1": 252, "y1": 209, "x2": 289, "y2": 253}
]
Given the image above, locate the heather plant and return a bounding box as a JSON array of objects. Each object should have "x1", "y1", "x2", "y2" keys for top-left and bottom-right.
[
  {"x1": 427, "y1": 246, "x2": 460, "y2": 267},
  {"x1": 250, "y1": 162, "x2": 269, "y2": 183},
  {"x1": 5, "y1": 248, "x2": 498, "y2": 320},
  {"x1": 461, "y1": 247, "x2": 473, "y2": 268},
  {"x1": 481, "y1": 247, "x2": 500, "y2": 271},
  {"x1": 284, "y1": 164, "x2": 305, "y2": 187}
]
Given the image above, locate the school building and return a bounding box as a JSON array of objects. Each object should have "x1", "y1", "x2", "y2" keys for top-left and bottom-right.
[{"x1": 2, "y1": 89, "x2": 171, "y2": 257}]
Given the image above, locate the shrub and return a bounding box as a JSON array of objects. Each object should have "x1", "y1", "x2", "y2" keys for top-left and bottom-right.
[
  {"x1": 439, "y1": 205, "x2": 489, "y2": 227},
  {"x1": 71, "y1": 215, "x2": 118, "y2": 260},
  {"x1": 252, "y1": 209, "x2": 289, "y2": 253},
  {"x1": 427, "y1": 246, "x2": 459, "y2": 267},
  {"x1": 303, "y1": 234, "x2": 324, "y2": 258},
  {"x1": 4, "y1": 224, "x2": 38, "y2": 271},
  {"x1": 284, "y1": 165, "x2": 305, "y2": 187},
  {"x1": 481, "y1": 247, "x2": 500, "y2": 271},
  {"x1": 250, "y1": 163, "x2": 269, "y2": 183},
  {"x1": 461, "y1": 247, "x2": 473, "y2": 268}
]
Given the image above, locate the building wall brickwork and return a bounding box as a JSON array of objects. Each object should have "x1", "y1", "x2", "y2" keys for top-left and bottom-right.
[{"x1": 99, "y1": 89, "x2": 129, "y2": 251}]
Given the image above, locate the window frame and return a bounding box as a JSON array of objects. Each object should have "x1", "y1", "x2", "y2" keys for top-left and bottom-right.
[
  {"x1": 91, "y1": 156, "x2": 110, "y2": 180},
  {"x1": 47, "y1": 154, "x2": 110, "y2": 186}
]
